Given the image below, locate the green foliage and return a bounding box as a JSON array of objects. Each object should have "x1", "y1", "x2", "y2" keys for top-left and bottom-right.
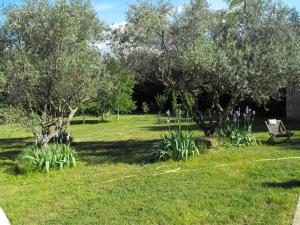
[
  {"x1": 0, "y1": 0, "x2": 107, "y2": 146},
  {"x1": 216, "y1": 122, "x2": 257, "y2": 147},
  {"x1": 79, "y1": 101, "x2": 103, "y2": 117},
  {"x1": 216, "y1": 109, "x2": 258, "y2": 147},
  {"x1": 172, "y1": 93, "x2": 183, "y2": 120},
  {"x1": 17, "y1": 144, "x2": 76, "y2": 173},
  {"x1": 0, "y1": 106, "x2": 42, "y2": 136},
  {"x1": 153, "y1": 130, "x2": 199, "y2": 161},
  {"x1": 155, "y1": 94, "x2": 168, "y2": 113},
  {"x1": 105, "y1": 57, "x2": 136, "y2": 114},
  {"x1": 142, "y1": 102, "x2": 150, "y2": 115},
  {"x1": 172, "y1": 94, "x2": 179, "y2": 114},
  {"x1": 113, "y1": 0, "x2": 300, "y2": 135},
  {"x1": 80, "y1": 58, "x2": 136, "y2": 118}
]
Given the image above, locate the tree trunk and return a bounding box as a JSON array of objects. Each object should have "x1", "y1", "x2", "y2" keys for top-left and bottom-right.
[
  {"x1": 181, "y1": 92, "x2": 236, "y2": 137},
  {"x1": 117, "y1": 108, "x2": 120, "y2": 121},
  {"x1": 82, "y1": 113, "x2": 86, "y2": 124},
  {"x1": 40, "y1": 107, "x2": 78, "y2": 147}
]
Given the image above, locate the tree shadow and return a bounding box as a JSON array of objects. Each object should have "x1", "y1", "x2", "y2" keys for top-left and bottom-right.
[
  {"x1": 143, "y1": 117, "x2": 300, "y2": 134},
  {"x1": 262, "y1": 180, "x2": 300, "y2": 189},
  {"x1": 0, "y1": 137, "x2": 32, "y2": 161},
  {"x1": 260, "y1": 138, "x2": 300, "y2": 145},
  {"x1": 142, "y1": 124, "x2": 198, "y2": 132},
  {"x1": 70, "y1": 119, "x2": 110, "y2": 125},
  {"x1": 0, "y1": 137, "x2": 32, "y2": 173},
  {"x1": 74, "y1": 139, "x2": 159, "y2": 165}
]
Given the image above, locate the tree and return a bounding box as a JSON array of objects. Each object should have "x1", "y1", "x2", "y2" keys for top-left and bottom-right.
[
  {"x1": 80, "y1": 57, "x2": 136, "y2": 121},
  {"x1": 112, "y1": 0, "x2": 300, "y2": 135},
  {"x1": 287, "y1": 7, "x2": 300, "y2": 86},
  {"x1": 142, "y1": 102, "x2": 150, "y2": 115},
  {"x1": 0, "y1": 0, "x2": 108, "y2": 146},
  {"x1": 105, "y1": 57, "x2": 136, "y2": 120}
]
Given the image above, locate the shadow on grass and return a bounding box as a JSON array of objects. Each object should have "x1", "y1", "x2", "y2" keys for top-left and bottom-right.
[
  {"x1": 71, "y1": 119, "x2": 110, "y2": 125},
  {"x1": 74, "y1": 139, "x2": 159, "y2": 165},
  {"x1": 0, "y1": 137, "x2": 32, "y2": 173},
  {"x1": 263, "y1": 180, "x2": 300, "y2": 189},
  {"x1": 143, "y1": 117, "x2": 300, "y2": 133},
  {"x1": 0, "y1": 136, "x2": 158, "y2": 167},
  {"x1": 142, "y1": 124, "x2": 198, "y2": 132},
  {"x1": 0, "y1": 137, "x2": 32, "y2": 161}
]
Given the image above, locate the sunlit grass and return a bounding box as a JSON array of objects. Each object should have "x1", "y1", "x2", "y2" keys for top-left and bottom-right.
[{"x1": 0, "y1": 114, "x2": 300, "y2": 224}]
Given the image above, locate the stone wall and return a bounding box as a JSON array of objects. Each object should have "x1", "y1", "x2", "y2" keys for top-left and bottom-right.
[{"x1": 286, "y1": 86, "x2": 300, "y2": 121}]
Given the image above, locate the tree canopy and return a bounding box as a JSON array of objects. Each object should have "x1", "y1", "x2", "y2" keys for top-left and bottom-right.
[
  {"x1": 112, "y1": 0, "x2": 300, "y2": 135},
  {"x1": 0, "y1": 0, "x2": 108, "y2": 145},
  {"x1": 80, "y1": 57, "x2": 136, "y2": 120}
]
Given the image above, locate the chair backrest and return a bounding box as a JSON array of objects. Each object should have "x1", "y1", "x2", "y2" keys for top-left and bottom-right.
[{"x1": 265, "y1": 119, "x2": 287, "y2": 135}]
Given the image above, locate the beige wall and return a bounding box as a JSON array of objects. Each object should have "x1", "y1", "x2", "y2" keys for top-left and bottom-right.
[{"x1": 287, "y1": 86, "x2": 300, "y2": 121}]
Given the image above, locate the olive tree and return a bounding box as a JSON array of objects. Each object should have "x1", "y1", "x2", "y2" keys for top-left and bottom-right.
[
  {"x1": 112, "y1": 0, "x2": 300, "y2": 135},
  {"x1": 0, "y1": 0, "x2": 109, "y2": 146}
]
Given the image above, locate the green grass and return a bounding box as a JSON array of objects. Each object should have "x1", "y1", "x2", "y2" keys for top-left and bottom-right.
[{"x1": 1, "y1": 114, "x2": 300, "y2": 224}]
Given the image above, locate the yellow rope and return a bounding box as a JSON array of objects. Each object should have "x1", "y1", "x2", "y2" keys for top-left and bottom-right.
[
  {"x1": 102, "y1": 175, "x2": 137, "y2": 184},
  {"x1": 101, "y1": 156, "x2": 300, "y2": 183}
]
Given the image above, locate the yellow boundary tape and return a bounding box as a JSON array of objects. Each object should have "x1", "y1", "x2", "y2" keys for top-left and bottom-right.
[{"x1": 101, "y1": 156, "x2": 300, "y2": 184}]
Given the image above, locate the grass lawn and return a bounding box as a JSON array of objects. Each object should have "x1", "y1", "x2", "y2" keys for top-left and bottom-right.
[{"x1": 1, "y1": 114, "x2": 300, "y2": 224}]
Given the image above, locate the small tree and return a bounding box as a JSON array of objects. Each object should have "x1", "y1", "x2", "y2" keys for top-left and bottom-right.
[
  {"x1": 0, "y1": 0, "x2": 108, "y2": 146},
  {"x1": 142, "y1": 102, "x2": 150, "y2": 115},
  {"x1": 155, "y1": 93, "x2": 168, "y2": 122},
  {"x1": 172, "y1": 93, "x2": 182, "y2": 120},
  {"x1": 105, "y1": 57, "x2": 136, "y2": 120}
]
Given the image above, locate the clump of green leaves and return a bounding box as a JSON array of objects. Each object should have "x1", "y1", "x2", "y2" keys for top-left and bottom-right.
[
  {"x1": 142, "y1": 102, "x2": 150, "y2": 115},
  {"x1": 153, "y1": 130, "x2": 199, "y2": 161},
  {"x1": 155, "y1": 94, "x2": 168, "y2": 113},
  {"x1": 17, "y1": 144, "x2": 77, "y2": 174},
  {"x1": 216, "y1": 107, "x2": 258, "y2": 147}
]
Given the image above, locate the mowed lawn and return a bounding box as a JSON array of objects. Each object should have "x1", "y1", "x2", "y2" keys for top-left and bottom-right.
[{"x1": 1, "y1": 115, "x2": 300, "y2": 224}]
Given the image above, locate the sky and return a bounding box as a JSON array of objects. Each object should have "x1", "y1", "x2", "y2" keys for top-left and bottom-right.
[{"x1": 1, "y1": 0, "x2": 300, "y2": 25}]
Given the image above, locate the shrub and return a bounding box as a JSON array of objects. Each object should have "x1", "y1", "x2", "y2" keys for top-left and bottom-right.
[
  {"x1": 152, "y1": 130, "x2": 199, "y2": 161},
  {"x1": 216, "y1": 106, "x2": 258, "y2": 147},
  {"x1": 142, "y1": 102, "x2": 150, "y2": 115},
  {"x1": 155, "y1": 94, "x2": 168, "y2": 113},
  {"x1": 17, "y1": 144, "x2": 76, "y2": 173}
]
